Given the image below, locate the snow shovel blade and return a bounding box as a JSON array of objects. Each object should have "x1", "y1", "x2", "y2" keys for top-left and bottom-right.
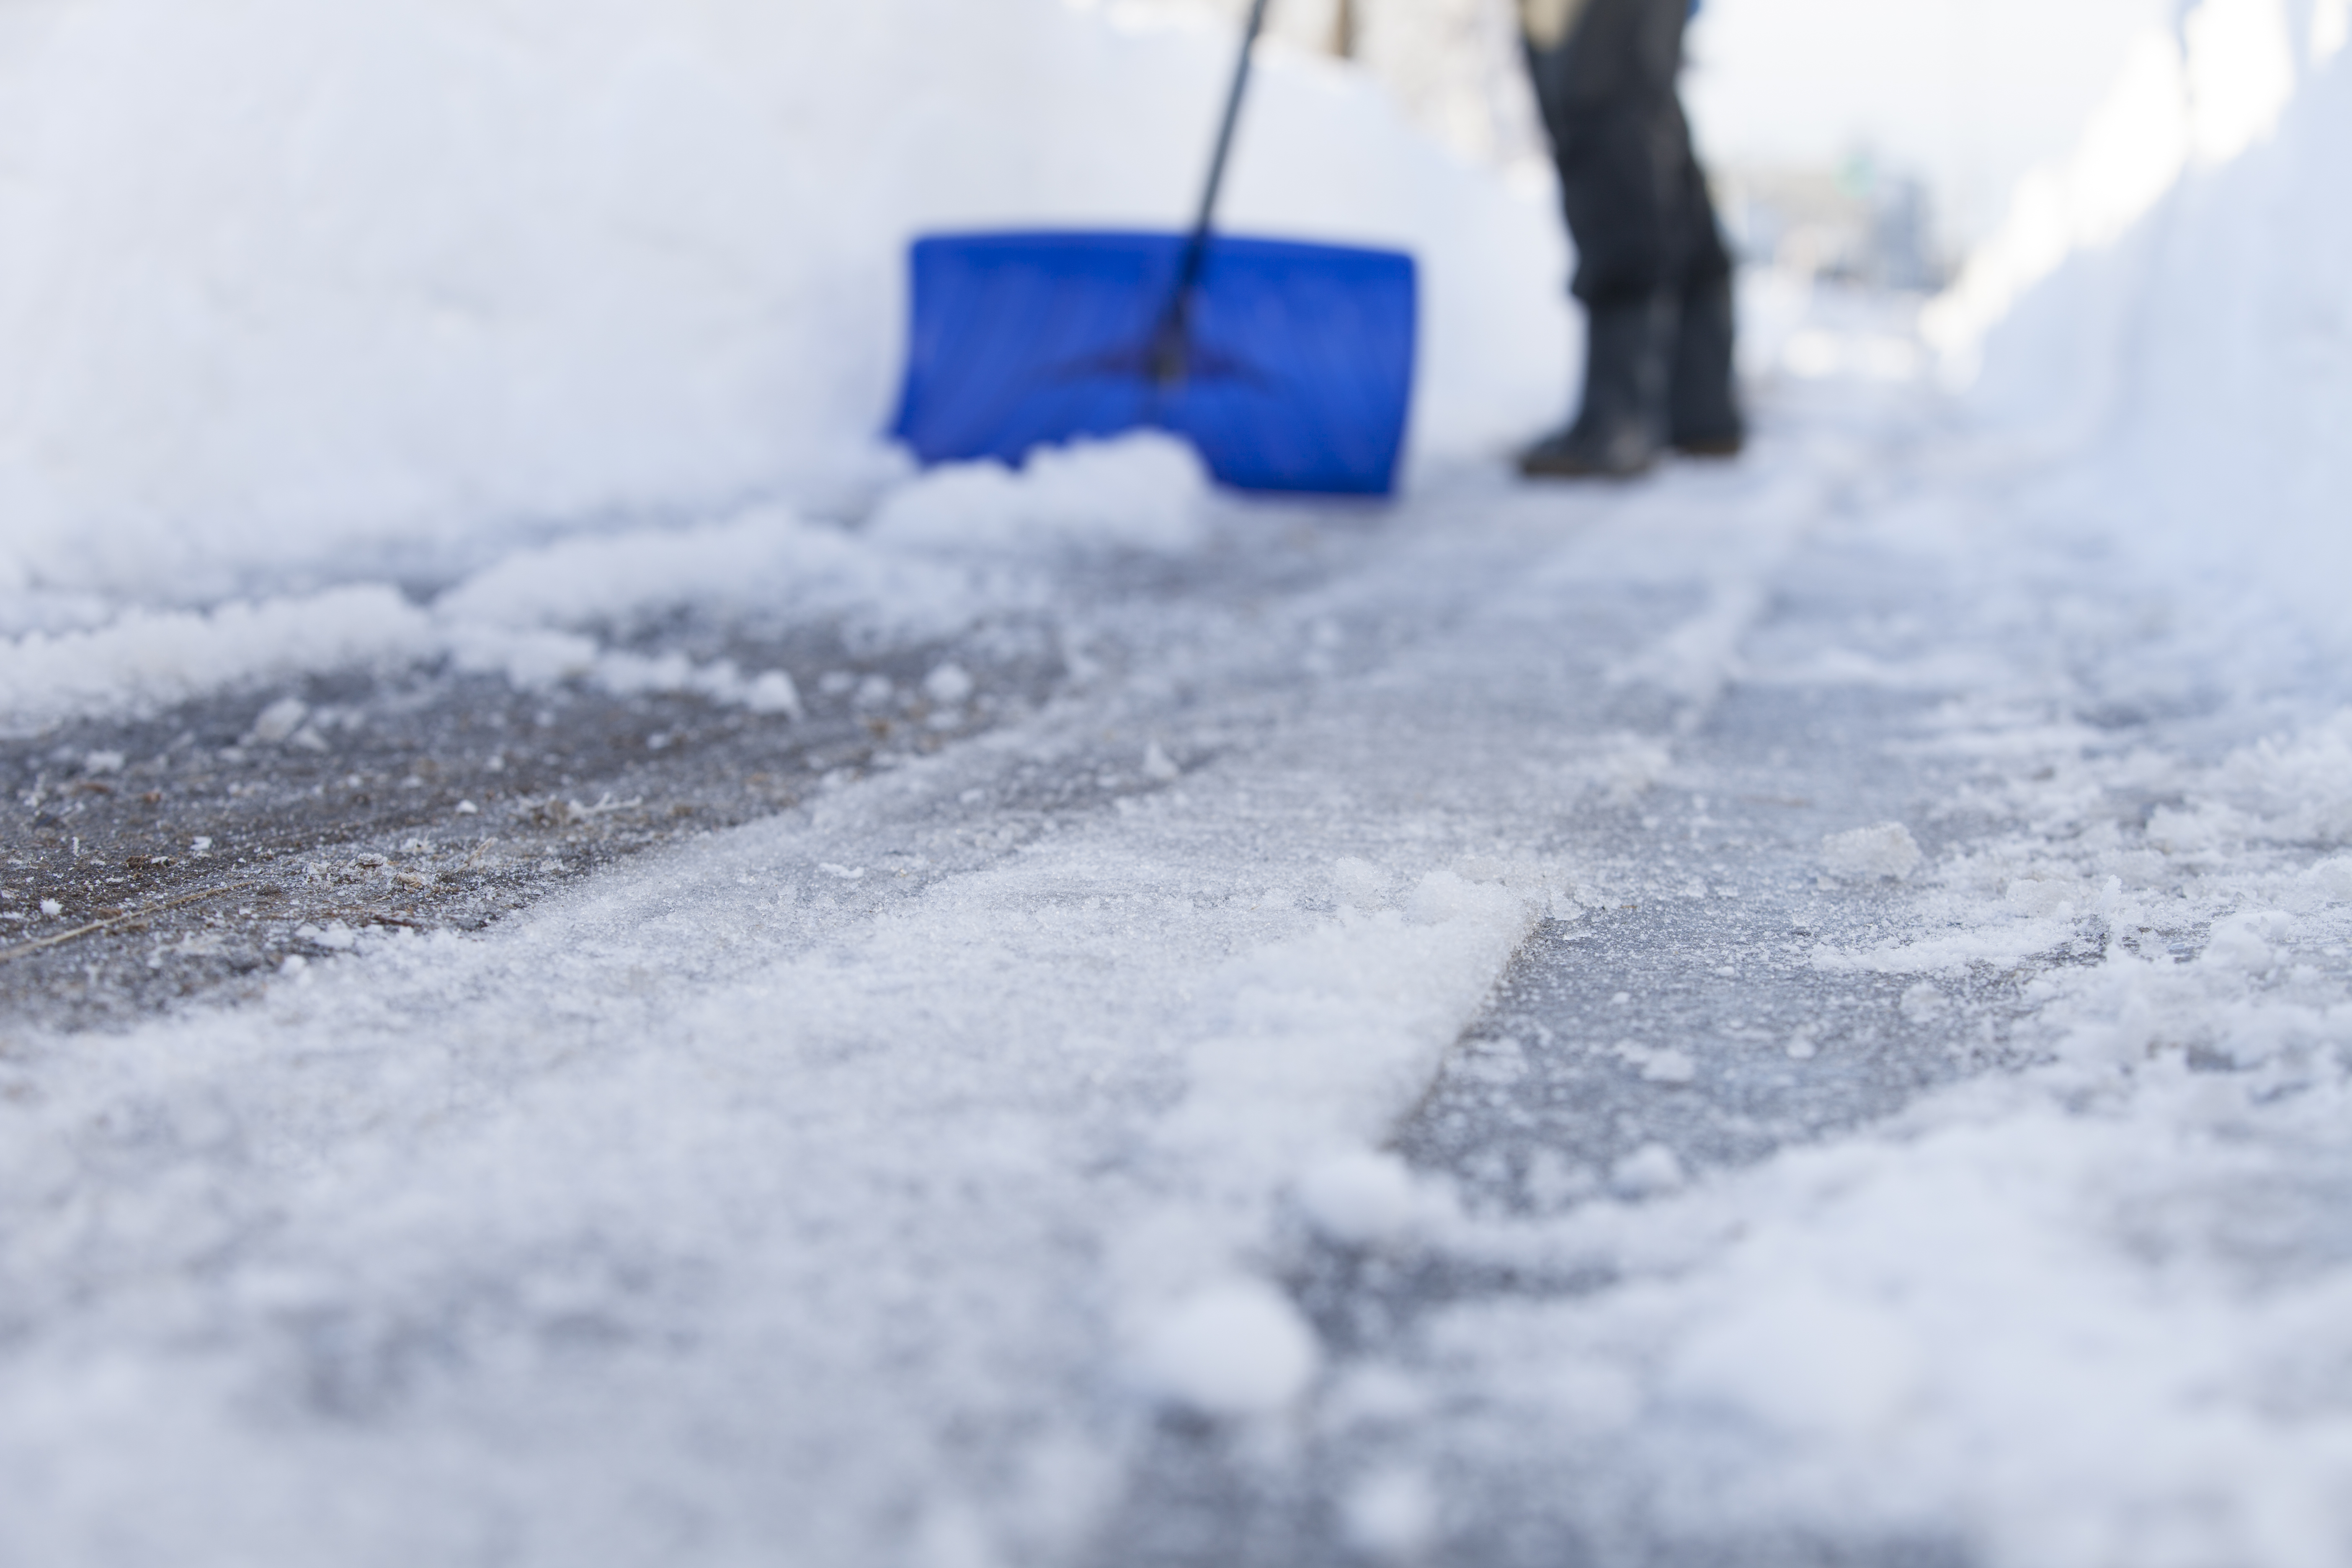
[{"x1": 888, "y1": 230, "x2": 1416, "y2": 497}]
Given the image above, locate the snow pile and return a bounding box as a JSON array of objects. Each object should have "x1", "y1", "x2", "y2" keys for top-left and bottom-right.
[
  {"x1": 1924, "y1": 0, "x2": 2306, "y2": 383},
  {"x1": 1932, "y1": 0, "x2": 2352, "y2": 632},
  {"x1": 0, "y1": 0, "x2": 1567, "y2": 607},
  {"x1": 0, "y1": 435, "x2": 1226, "y2": 733},
  {"x1": 429, "y1": 503, "x2": 970, "y2": 637},
  {"x1": 0, "y1": 500, "x2": 983, "y2": 733},
  {"x1": 0, "y1": 587, "x2": 439, "y2": 733}
]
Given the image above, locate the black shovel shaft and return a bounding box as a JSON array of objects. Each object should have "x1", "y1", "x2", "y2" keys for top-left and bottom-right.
[
  {"x1": 1181, "y1": 0, "x2": 1272, "y2": 292},
  {"x1": 1153, "y1": 0, "x2": 1272, "y2": 385}
]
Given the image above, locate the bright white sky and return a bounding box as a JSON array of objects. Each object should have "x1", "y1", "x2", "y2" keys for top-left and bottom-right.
[
  {"x1": 1157, "y1": 0, "x2": 2189, "y2": 250},
  {"x1": 1683, "y1": 0, "x2": 2178, "y2": 245}
]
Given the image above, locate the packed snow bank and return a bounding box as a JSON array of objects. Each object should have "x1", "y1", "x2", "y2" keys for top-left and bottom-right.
[
  {"x1": 1930, "y1": 0, "x2": 2352, "y2": 635},
  {"x1": 1925, "y1": 0, "x2": 2306, "y2": 383},
  {"x1": 0, "y1": 0, "x2": 1568, "y2": 604}
]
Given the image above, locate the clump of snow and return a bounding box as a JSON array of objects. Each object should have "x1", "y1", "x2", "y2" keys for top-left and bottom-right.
[
  {"x1": 1663, "y1": 1279, "x2": 1924, "y2": 1441},
  {"x1": 1339, "y1": 1465, "x2": 1442, "y2": 1561},
  {"x1": 866, "y1": 435, "x2": 1213, "y2": 557},
  {"x1": 1295, "y1": 1151, "x2": 1437, "y2": 1249},
  {"x1": 744, "y1": 671, "x2": 804, "y2": 720},
  {"x1": 431, "y1": 505, "x2": 975, "y2": 644},
  {"x1": 1640, "y1": 1048, "x2": 1697, "y2": 1086},
  {"x1": 0, "y1": 587, "x2": 438, "y2": 735},
  {"x1": 1331, "y1": 856, "x2": 1395, "y2": 911},
  {"x1": 1820, "y1": 823, "x2": 1924, "y2": 882},
  {"x1": 1132, "y1": 1278, "x2": 1321, "y2": 1418},
  {"x1": 1897, "y1": 982, "x2": 1950, "y2": 1023},
  {"x1": 922, "y1": 663, "x2": 975, "y2": 707},
  {"x1": 1609, "y1": 1143, "x2": 1685, "y2": 1198},
  {"x1": 247, "y1": 697, "x2": 309, "y2": 745}
]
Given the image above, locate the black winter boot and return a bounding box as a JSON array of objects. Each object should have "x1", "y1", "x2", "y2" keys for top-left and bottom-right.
[
  {"x1": 1519, "y1": 293, "x2": 1677, "y2": 479},
  {"x1": 1669, "y1": 273, "x2": 1743, "y2": 456}
]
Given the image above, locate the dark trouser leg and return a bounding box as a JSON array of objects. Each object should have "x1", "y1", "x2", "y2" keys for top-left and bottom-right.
[
  {"x1": 1516, "y1": 84, "x2": 1686, "y2": 477},
  {"x1": 1520, "y1": 0, "x2": 1738, "y2": 473},
  {"x1": 1519, "y1": 293, "x2": 1677, "y2": 477},
  {"x1": 1669, "y1": 273, "x2": 1741, "y2": 454},
  {"x1": 1668, "y1": 136, "x2": 1742, "y2": 454}
]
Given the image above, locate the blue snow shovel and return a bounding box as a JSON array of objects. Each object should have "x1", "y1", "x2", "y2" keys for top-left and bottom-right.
[{"x1": 886, "y1": 0, "x2": 1417, "y2": 497}]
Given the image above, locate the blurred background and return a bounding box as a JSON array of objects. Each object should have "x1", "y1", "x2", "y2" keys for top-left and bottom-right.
[{"x1": 1125, "y1": 0, "x2": 2181, "y2": 288}]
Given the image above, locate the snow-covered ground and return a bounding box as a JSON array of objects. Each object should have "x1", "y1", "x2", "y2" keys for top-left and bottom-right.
[{"x1": 3, "y1": 1, "x2": 2352, "y2": 1565}]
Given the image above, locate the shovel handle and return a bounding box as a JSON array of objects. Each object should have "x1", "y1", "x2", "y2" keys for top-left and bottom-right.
[{"x1": 1154, "y1": 0, "x2": 1273, "y2": 385}]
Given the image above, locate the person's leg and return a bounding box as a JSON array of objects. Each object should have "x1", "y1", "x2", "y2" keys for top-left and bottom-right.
[
  {"x1": 1518, "y1": 290, "x2": 1678, "y2": 477},
  {"x1": 1519, "y1": 0, "x2": 1691, "y2": 477},
  {"x1": 1666, "y1": 109, "x2": 1743, "y2": 455}
]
